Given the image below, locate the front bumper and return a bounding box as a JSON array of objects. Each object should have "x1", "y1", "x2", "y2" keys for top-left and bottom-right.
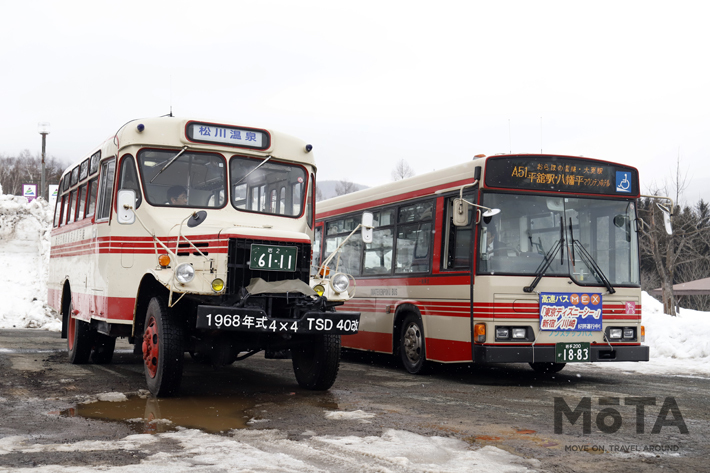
[
  {"x1": 196, "y1": 305, "x2": 360, "y2": 335},
  {"x1": 473, "y1": 344, "x2": 649, "y2": 363}
]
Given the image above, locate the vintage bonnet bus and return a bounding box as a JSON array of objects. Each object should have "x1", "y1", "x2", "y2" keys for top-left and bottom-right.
[
  {"x1": 314, "y1": 154, "x2": 664, "y2": 374},
  {"x1": 48, "y1": 116, "x2": 361, "y2": 396}
]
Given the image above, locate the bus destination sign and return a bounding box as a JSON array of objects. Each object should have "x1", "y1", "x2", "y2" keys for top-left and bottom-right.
[
  {"x1": 186, "y1": 122, "x2": 270, "y2": 150},
  {"x1": 485, "y1": 155, "x2": 639, "y2": 196}
]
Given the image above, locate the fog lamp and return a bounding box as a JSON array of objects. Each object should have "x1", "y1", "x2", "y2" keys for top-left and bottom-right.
[
  {"x1": 211, "y1": 278, "x2": 225, "y2": 292},
  {"x1": 313, "y1": 284, "x2": 325, "y2": 296}
]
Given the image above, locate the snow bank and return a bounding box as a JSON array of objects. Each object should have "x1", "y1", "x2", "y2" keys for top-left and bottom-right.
[{"x1": 0, "y1": 192, "x2": 60, "y2": 330}]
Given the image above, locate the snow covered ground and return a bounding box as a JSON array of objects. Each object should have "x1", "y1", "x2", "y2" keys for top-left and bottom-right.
[{"x1": 1, "y1": 190, "x2": 708, "y2": 471}]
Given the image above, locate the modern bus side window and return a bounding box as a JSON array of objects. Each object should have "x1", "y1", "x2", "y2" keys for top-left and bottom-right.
[
  {"x1": 395, "y1": 201, "x2": 433, "y2": 274},
  {"x1": 323, "y1": 216, "x2": 363, "y2": 276},
  {"x1": 363, "y1": 209, "x2": 394, "y2": 275},
  {"x1": 96, "y1": 159, "x2": 116, "y2": 222},
  {"x1": 86, "y1": 178, "x2": 98, "y2": 219},
  {"x1": 76, "y1": 184, "x2": 87, "y2": 221},
  {"x1": 118, "y1": 155, "x2": 142, "y2": 209},
  {"x1": 442, "y1": 194, "x2": 475, "y2": 270}
]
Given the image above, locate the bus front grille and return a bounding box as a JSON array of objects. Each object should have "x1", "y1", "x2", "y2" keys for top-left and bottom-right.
[{"x1": 226, "y1": 238, "x2": 311, "y2": 295}]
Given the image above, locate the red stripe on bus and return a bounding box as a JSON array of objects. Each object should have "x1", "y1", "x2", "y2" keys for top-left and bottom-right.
[
  {"x1": 425, "y1": 338, "x2": 472, "y2": 362},
  {"x1": 48, "y1": 288, "x2": 135, "y2": 323},
  {"x1": 342, "y1": 331, "x2": 392, "y2": 353}
]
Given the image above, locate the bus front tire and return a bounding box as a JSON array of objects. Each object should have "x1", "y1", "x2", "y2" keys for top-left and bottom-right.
[
  {"x1": 91, "y1": 333, "x2": 116, "y2": 364},
  {"x1": 529, "y1": 362, "x2": 566, "y2": 374},
  {"x1": 67, "y1": 303, "x2": 94, "y2": 364},
  {"x1": 142, "y1": 297, "x2": 184, "y2": 397},
  {"x1": 399, "y1": 314, "x2": 427, "y2": 374},
  {"x1": 292, "y1": 334, "x2": 341, "y2": 390}
]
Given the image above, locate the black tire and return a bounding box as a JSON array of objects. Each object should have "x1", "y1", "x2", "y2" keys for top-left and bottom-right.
[
  {"x1": 142, "y1": 297, "x2": 185, "y2": 397},
  {"x1": 399, "y1": 313, "x2": 427, "y2": 374},
  {"x1": 91, "y1": 333, "x2": 116, "y2": 364},
  {"x1": 67, "y1": 302, "x2": 94, "y2": 364},
  {"x1": 292, "y1": 334, "x2": 341, "y2": 390},
  {"x1": 529, "y1": 362, "x2": 566, "y2": 374}
]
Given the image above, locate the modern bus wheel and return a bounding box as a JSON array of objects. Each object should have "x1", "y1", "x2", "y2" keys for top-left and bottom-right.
[
  {"x1": 142, "y1": 297, "x2": 185, "y2": 397},
  {"x1": 292, "y1": 334, "x2": 341, "y2": 390},
  {"x1": 91, "y1": 333, "x2": 116, "y2": 364},
  {"x1": 400, "y1": 314, "x2": 427, "y2": 374},
  {"x1": 67, "y1": 303, "x2": 94, "y2": 364},
  {"x1": 529, "y1": 362, "x2": 566, "y2": 374}
]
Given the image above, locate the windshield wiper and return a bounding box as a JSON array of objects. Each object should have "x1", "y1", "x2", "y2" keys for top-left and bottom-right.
[
  {"x1": 150, "y1": 146, "x2": 189, "y2": 183},
  {"x1": 234, "y1": 155, "x2": 272, "y2": 187},
  {"x1": 568, "y1": 217, "x2": 616, "y2": 294},
  {"x1": 524, "y1": 216, "x2": 564, "y2": 293}
]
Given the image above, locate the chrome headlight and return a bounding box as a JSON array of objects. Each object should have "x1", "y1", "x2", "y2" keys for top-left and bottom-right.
[
  {"x1": 331, "y1": 273, "x2": 350, "y2": 294},
  {"x1": 609, "y1": 328, "x2": 623, "y2": 339},
  {"x1": 175, "y1": 263, "x2": 195, "y2": 284}
]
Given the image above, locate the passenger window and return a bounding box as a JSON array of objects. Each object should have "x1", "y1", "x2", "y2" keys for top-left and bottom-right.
[
  {"x1": 96, "y1": 159, "x2": 116, "y2": 221},
  {"x1": 118, "y1": 156, "x2": 142, "y2": 209},
  {"x1": 53, "y1": 196, "x2": 63, "y2": 227},
  {"x1": 67, "y1": 190, "x2": 77, "y2": 224},
  {"x1": 86, "y1": 179, "x2": 98, "y2": 219},
  {"x1": 76, "y1": 185, "x2": 87, "y2": 221},
  {"x1": 395, "y1": 201, "x2": 433, "y2": 274}
]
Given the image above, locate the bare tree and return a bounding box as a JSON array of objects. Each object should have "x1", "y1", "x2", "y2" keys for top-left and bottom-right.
[
  {"x1": 391, "y1": 159, "x2": 415, "y2": 181},
  {"x1": 335, "y1": 179, "x2": 358, "y2": 197},
  {"x1": 0, "y1": 151, "x2": 67, "y2": 197}
]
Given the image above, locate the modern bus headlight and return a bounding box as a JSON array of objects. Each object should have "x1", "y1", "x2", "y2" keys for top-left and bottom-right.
[
  {"x1": 512, "y1": 328, "x2": 527, "y2": 339},
  {"x1": 175, "y1": 263, "x2": 195, "y2": 284},
  {"x1": 609, "y1": 328, "x2": 623, "y2": 339},
  {"x1": 623, "y1": 328, "x2": 635, "y2": 339},
  {"x1": 330, "y1": 273, "x2": 349, "y2": 294}
]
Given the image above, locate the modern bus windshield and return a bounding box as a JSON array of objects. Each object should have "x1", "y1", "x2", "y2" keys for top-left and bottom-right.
[{"x1": 478, "y1": 192, "x2": 639, "y2": 286}]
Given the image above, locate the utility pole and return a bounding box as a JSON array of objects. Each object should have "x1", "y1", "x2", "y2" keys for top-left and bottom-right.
[{"x1": 38, "y1": 122, "x2": 50, "y2": 199}]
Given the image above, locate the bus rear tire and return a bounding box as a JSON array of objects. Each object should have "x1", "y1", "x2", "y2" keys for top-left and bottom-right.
[
  {"x1": 142, "y1": 297, "x2": 184, "y2": 397},
  {"x1": 529, "y1": 362, "x2": 566, "y2": 374},
  {"x1": 67, "y1": 303, "x2": 94, "y2": 364},
  {"x1": 91, "y1": 334, "x2": 116, "y2": 364},
  {"x1": 292, "y1": 334, "x2": 340, "y2": 390},
  {"x1": 399, "y1": 314, "x2": 427, "y2": 374}
]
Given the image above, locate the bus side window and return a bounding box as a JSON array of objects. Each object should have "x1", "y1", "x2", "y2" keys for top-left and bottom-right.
[
  {"x1": 395, "y1": 201, "x2": 433, "y2": 274},
  {"x1": 96, "y1": 159, "x2": 116, "y2": 221},
  {"x1": 64, "y1": 192, "x2": 74, "y2": 225},
  {"x1": 53, "y1": 195, "x2": 63, "y2": 227},
  {"x1": 443, "y1": 195, "x2": 474, "y2": 270},
  {"x1": 76, "y1": 184, "x2": 87, "y2": 221},
  {"x1": 118, "y1": 156, "x2": 142, "y2": 209},
  {"x1": 86, "y1": 178, "x2": 98, "y2": 219}
]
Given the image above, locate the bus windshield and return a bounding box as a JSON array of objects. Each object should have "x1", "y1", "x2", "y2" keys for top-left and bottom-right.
[
  {"x1": 230, "y1": 156, "x2": 306, "y2": 217},
  {"x1": 478, "y1": 193, "x2": 640, "y2": 286},
  {"x1": 138, "y1": 149, "x2": 227, "y2": 208}
]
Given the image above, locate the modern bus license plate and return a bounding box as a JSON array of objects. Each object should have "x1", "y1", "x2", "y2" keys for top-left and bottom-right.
[
  {"x1": 555, "y1": 342, "x2": 590, "y2": 363},
  {"x1": 250, "y1": 244, "x2": 297, "y2": 271}
]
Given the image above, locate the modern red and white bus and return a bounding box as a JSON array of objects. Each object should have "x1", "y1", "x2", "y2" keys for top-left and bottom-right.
[
  {"x1": 48, "y1": 116, "x2": 360, "y2": 396},
  {"x1": 314, "y1": 154, "x2": 652, "y2": 374}
]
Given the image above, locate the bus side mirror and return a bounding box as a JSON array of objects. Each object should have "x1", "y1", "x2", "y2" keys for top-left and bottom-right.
[
  {"x1": 453, "y1": 198, "x2": 469, "y2": 227},
  {"x1": 117, "y1": 189, "x2": 136, "y2": 225},
  {"x1": 361, "y1": 212, "x2": 373, "y2": 244},
  {"x1": 656, "y1": 203, "x2": 672, "y2": 235}
]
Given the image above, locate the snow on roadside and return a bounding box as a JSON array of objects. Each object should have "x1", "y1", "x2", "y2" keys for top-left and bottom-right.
[
  {"x1": 0, "y1": 193, "x2": 59, "y2": 331},
  {"x1": 0, "y1": 428, "x2": 538, "y2": 473}
]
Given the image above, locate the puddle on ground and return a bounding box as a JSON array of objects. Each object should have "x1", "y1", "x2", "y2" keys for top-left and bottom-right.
[
  {"x1": 61, "y1": 393, "x2": 339, "y2": 434},
  {"x1": 62, "y1": 395, "x2": 256, "y2": 434}
]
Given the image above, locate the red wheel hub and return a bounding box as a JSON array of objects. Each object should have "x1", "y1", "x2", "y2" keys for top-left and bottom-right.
[
  {"x1": 68, "y1": 316, "x2": 75, "y2": 350},
  {"x1": 143, "y1": 316, "x2": 159, "y2": 378}
]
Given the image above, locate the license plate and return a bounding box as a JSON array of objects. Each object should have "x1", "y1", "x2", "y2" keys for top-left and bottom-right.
[
  {"x1": 555, "y1": 342, "x2": 590, "y2": 362},
  {"x1": 250, "y1": 244, "x2": 297, "y2": 271}
]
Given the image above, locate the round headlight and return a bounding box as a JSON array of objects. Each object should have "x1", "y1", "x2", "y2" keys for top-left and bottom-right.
[
  {"x1": 331, "y1": 273, "x2": 350, "y2": 293},
  {"x1": 313, "y1": 284, "x2": 325, "y2": 296},
  {"x1": 175, "y1": 263, "x2": 195, "y2": 284}
]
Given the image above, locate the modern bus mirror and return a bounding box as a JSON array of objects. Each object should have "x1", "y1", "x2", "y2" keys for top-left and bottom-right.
[
  {"x1": 453, "y1": 198, "x2": 470, "y2": 227},
  {"x1": 116, "y1": 190, "x2": 136, "y2": 225},
  {"x1": 362, "y1": 212, "x2": 374, "y2": 244}
]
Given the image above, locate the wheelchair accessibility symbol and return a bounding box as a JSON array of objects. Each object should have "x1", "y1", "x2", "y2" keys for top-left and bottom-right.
[{"x1": 616, "y1": 171, "x2": 631, "y2": 193}]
